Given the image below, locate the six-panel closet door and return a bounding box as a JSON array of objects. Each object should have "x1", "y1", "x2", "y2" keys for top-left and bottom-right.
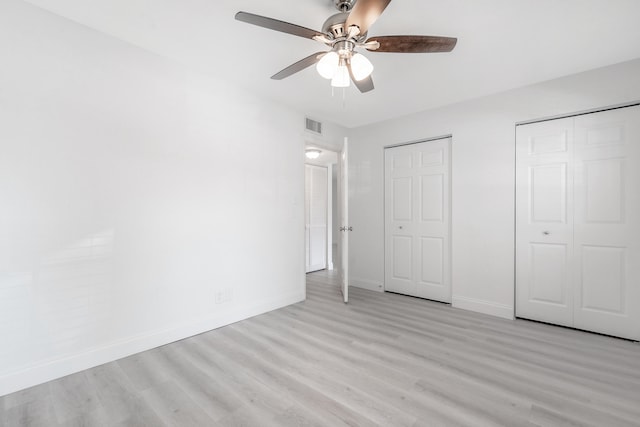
[
  {"x1": 516, "y1": 105, "x2": 640, "y2": 340},
  {"x1": 515, "y1": 118, "x2": 575, "y2": 327},
  {"x1": 384, "y1": 138, "x2": 451, "y2": 303}
]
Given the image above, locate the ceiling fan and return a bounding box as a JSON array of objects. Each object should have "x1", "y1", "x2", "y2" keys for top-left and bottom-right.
[{"x1": 235, "y1": 0, "x2": 457, "y2": 93}]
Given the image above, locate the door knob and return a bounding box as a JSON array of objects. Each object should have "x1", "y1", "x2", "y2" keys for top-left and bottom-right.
[
  {"x1": 399, "y1": 226, "x2": 403, "y2": 229},
  {"x1": 542, "y1": 231, "x2": 550, "y2": 235}
]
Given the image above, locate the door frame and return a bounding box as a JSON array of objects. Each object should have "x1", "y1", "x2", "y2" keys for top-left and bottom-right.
[
  {"x1": 513, "y1": 100, "x2": 640, "y2": 321},
  {"x1": 383, "y1": 134, "x2": 453, "y2": 302}
]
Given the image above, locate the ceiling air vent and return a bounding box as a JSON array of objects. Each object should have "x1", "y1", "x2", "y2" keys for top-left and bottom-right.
[{"x1": 305, "y1": 118, "x2": 322, "y2": 135}]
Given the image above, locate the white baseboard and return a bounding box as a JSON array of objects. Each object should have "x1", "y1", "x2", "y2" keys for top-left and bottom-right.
[
  {"x1": 0, "y1": 291, "x2": 305, "y2": 397},
  {"x1": 350, "y1": 276, "x2": 384, "y2": 292},
  {"x1": 452, "y1": 295, "x2": 514, "y2": 320}
]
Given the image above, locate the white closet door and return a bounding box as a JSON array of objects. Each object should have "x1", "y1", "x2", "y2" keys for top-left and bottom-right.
[
  {"x1": 384, "y1": 138, "x2": 451, "y2": 303},
  {"x1": 305, "y1": 164, "x2": 328, "y2": 273},
  {"x1": 515, "y1": 118, "x2": 575, "y2": 327},
  {"x1": 516, "y1": 105, "x2": 640, "y2": 340},
  {"x1": 572, "y1": 106, "x2": 640, "y2": 340}
]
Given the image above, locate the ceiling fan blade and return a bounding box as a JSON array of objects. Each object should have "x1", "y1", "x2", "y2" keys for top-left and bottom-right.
[
  {"x1": 235, "y1": 11, "x2": 324, "y2": 40},
  {"x1": 271, "y1": 52, "x2": 327, "y2": 80},
  {"x1": 345, "y1": 0, "x2": 392, "y2": 35},
  {"x1": 347, "y1": 63, "x2": 375, "y2": 93},
  {"x1": 366, "y1": 35, "x2": 457, "y2": 53}
]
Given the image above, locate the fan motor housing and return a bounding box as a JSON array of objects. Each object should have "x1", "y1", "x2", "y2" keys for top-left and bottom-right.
[
  {"x1": 322, "y1": 12, "x2": 368, "y2": 41},
  {"x1": 322, "y1": 12, "x2": 349, "y2": 38}
]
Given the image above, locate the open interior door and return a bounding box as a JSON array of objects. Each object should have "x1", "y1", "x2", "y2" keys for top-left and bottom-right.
[{"x1": 339, "y1": 138, "x2": 349, "y2": 303}]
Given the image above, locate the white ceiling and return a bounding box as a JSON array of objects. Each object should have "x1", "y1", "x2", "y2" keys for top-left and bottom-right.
[{"x1": 23, "y1": 0, "x2": 640, "y2": 128}]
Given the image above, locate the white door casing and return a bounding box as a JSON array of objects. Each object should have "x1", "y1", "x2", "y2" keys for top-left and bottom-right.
[
  {"x1": 384, "y1": 138, "x2": 451, "y2": 303},
  {"x1": 516, "y1": 105, "x2": 640, "y2": 340},
  {"x1": 305, "y1": 164, "x2": 328, "y2": 273}
]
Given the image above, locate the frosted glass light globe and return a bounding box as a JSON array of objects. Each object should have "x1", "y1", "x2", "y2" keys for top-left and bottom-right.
[
  {"x1": 331, "y1": 64, "x2": 351, "y2": 88},
  {"x1": 350, "y1": 53, "x2": 374, "y2": 81},
  {"x1": 316, "y1": 51, "x2": 339, "y2": 79}
]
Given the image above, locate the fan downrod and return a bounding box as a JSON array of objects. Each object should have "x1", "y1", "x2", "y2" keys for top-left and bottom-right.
[{"x1": 334, "y1": 0, "x2": 356, "y2": 12}]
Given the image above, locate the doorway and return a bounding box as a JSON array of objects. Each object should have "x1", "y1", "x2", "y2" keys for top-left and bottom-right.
[{"x1": 305, "y1": 148, "x2": 339, "y2": 273}]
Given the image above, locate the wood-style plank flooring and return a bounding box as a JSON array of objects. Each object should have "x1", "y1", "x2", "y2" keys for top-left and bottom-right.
[{"x1": 2, "y1": 270, "x2": 640, "y2": 426}]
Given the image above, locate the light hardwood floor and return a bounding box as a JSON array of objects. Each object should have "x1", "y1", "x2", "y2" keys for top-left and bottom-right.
[{"x1": 2, "y1": 270, "x2": 640, "y2": 426}]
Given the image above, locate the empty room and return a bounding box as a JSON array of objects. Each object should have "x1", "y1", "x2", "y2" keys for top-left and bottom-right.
[{"x1": 1, "y1": 0, "x2": 640, "y2": 426}]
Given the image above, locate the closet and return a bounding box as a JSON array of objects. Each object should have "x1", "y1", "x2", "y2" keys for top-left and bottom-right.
[
  {"x1": 515, "y1": 105, "x2": 640, "y2": 340},
  {"x1": 384, "y1": 138, "x2": 451, "y2": 303}
]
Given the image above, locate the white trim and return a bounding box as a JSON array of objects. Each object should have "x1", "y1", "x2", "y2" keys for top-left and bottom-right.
[
  {"x1": 0, "y1": 291, "x2": 304, "y2": 397},
  {"x1": 383, "y1": 134, "x2": 453, "y2": 150},
  {"x1": 452, "y1": 295, "x2": 514, "y2": 320},
  {"x1": 327, "y1": 163, "x2": 333, "y2": 271},
  {"x1": 351, "y1": 276, "x2": 384, "y2": 292},
  {"x1": 515, "y1": 100, "x2": 640, "y2": 126}
]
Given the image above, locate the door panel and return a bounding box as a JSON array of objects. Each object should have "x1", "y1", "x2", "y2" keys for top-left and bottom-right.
[
  {"x1": 583, "y1": 158, "x2": 624, "y2": 223},
  {"x1": 339, "y1": 139, "x2": 349, "y2": 303},
  {"x1": 392, "y1": 177, "x2": 413, "y2": 221},
  {"x1": 392, "y1": 236, "x2": 413, "y2": 279},
  {"x1": 529, "y1": 130, "x2": 569, "y2": 154},
  {"x1": 385, "y1": 138, "x2": 451, "y2": 303},
  {"x1": 580, "y1": 245, "x2": 626, "y2": 314},
  {"x1": 530, "y1": 163, "x2": 568, "y2": 223},
  {"x1": 420, "y1": 148, "x2": 444, "y2": 166},
  {"x1": 308, "y1": 226, "x2": 327, "y2": 271},
  {"x1": 573, "y1": 106, "x2": 640, "y2": 340},
  {"x1": 529, "y1": 243, "x2": 569, "y2": 306},
  {"x1": 393, "y1": 152, "x2": 413, "y2": 169},
  {"x1": 420, "y1": 237, "x2": 443, "y2": 285},
  {"x1": 420, "y1": 174, "x2": 444, "y2": 222},
  {"x1": 516, "y1": 118, "x2": 574, "y2": 327}
]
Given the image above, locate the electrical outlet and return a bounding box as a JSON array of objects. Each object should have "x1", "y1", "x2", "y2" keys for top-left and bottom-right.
[
  {"x1": 215, "y1": 288, "x2": 234, "y2": 304},
  {"x1": 214, "y1": 291, "x2": 224, "y2": 304}
]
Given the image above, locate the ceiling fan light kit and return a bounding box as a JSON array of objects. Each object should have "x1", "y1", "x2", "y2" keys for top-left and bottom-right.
[
  {"x1": 235, "y1": 0, "x2": 457, "y2": 93},
  {"x1": 332, "y1": 59, "x2": 351, "y2": 88}
]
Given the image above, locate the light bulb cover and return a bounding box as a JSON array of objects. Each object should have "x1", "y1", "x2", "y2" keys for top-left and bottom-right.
[
  {"x1": 331, "y1": 64, "x2": 351, "y2": 88},
  {"x1": 316, "y1": 52, "x2": 339, "y2": 79},
  {"x1": 350, "y1": 53, "x2": 374, "y2": 81},
  {"x1": 305, "y1": 149, "x2": 322, "y2": 159}
]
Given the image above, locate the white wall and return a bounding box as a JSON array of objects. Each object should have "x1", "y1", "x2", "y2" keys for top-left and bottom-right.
[
  {"x1": 305, "y1": 121, "x2": 345, "y2": 153},
  {"x1": 348, "y1": 59, "x2": 640, "y2": 318},
  {"x1": 0, "y1": 0, "x2": 319, "y2": 396}
]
